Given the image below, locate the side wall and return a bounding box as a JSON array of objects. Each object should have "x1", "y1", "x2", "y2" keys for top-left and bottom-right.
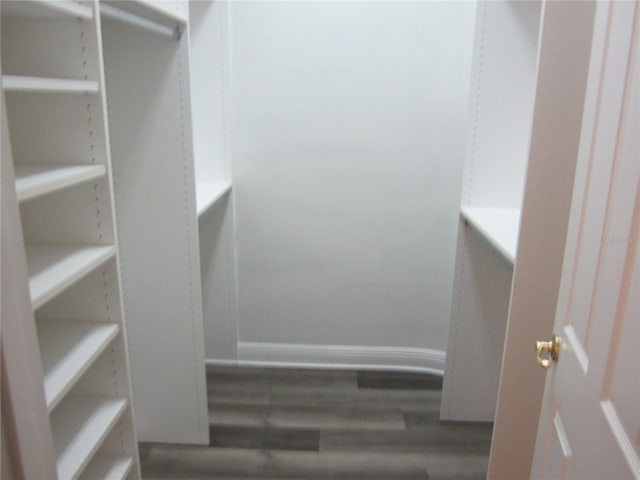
[{"x1": 221, "y1": 1, "x2": 475, "y2": 371}]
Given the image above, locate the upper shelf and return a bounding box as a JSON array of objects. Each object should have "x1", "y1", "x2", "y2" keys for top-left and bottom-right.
[
  {"x1": 15, "y1": 164, "x2": 106, "y2": 202},
  {"x1": 460, "y1": 206, "x2": 521, "y2": 265},
  {"x1": 196, "y1": 180, "x2": 232, "y2": 218},
  {"x1": 2, "y1": 75, "x2": 100, "y2": 94},
  {"x1": 0, "y1": 0, "x2": 93, "y2": 20},
  {"x1": 130, "y1": 0, "x2": 187, "y2": 24},
  {"x1": 100, "y1": 1, "x2": 184, "y2": 40},
  {"x1": 26, "y1": 244, "x2": 117, "y2": 309}
]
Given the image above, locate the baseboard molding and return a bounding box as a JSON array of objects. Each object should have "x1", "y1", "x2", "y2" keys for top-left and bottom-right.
[{"x1": 209, "y1": 342, "x2": 445, "y2": 375}]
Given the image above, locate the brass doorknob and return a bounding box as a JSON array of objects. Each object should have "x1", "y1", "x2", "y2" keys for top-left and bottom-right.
[{"x1": 536, "y1": 334, "x2": 560, "y2": 369}]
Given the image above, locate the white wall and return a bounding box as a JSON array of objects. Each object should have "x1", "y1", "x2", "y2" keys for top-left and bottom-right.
[{"x1": 229, "y1": 1, "x2": 475, "y2": 368}]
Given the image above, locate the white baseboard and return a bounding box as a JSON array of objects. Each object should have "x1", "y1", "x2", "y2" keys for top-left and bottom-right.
[{"x1": 206, "y1": 342, "x2": 445, "y2": 375}]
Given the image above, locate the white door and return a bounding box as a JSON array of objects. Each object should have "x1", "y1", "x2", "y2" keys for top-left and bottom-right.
[{"x1": 531, "y1": 1, "x2": 639, "y2": 478}]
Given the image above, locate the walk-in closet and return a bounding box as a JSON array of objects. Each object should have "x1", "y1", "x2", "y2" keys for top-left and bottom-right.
[{"x1": 3, "y1": 0, "x2": 635, "y2": 479}]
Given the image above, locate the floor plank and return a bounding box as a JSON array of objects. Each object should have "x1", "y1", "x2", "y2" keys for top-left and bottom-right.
[
  {"x1": 269, "y1": 385, "x2": 443, "y2": 413},
  {"x1": 319, "y1": 426, "x2": 492, "y2": 454},
  {"x1": 357, "y1": 371, "x2": 443, "y2": 390},
  {"x1": 209, "y1": 425, "x2": 320, "y2": 451},
  {"x1": 140, "y1": 365, "x2": 492, "y2": 479}
]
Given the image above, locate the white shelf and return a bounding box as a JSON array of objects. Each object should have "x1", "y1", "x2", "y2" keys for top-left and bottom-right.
[
  {"x1": 2, "y1": 75, "x2": 99, "y2": 94},
  {"x1": 52, "y1": 397, "x2": 128, "y2": 480},
  {"x1": 100, "y1": 1, "x2": 182, "y2": 39},
  {"x1": 15, "y1": 164, "x2": 106, "y2": 202},
  {"x1": 103, "y1": 0, "x2": 187, "y2": 25},
  {"x1": 26, "y1": 244, "x2": 117, "y2": 309},
  {"x1": 135, "y1": 0, "x2": 187, "y2": 23},
  {"x1": 460, "y1": 206, "x2": 521, "y2": 264},
  {"x1": 0, "y1": 0, "x2": 93, "y2": 20},
  {"x1": 196, "y1": 180, "x2": 232, "y2": 218},
  {"x1": 80, "y1": 455, "x2": 134, "y2": 480},
  {"x1": 38, "y1": 319, "x2": 120, "y2": 412}
]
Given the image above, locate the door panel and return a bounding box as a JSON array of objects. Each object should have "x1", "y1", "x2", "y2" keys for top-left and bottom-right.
[
  {"x1": 547, "y1": 412, "x2": 572, "y2": 478},
  {"x1": 609, "y1": 254, "x2": 639, "y2": 461},
  {"x1": 531, "y1": 1, "x2": 639, "y2": 478}
]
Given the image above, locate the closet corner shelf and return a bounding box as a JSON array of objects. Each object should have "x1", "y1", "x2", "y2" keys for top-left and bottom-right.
[
  {"x1": 2, "y1": 75, "x2": 99, "y2": 94},
  {"x1": 0, "y1": 0, "x2": 93, "y2": 20},
  {"x1": 15, "y1": 164, "x2": 106, "y2": 202},
  {"x1": 196, "y1": 180, "x2": 232, "y2": 218},
  {"x1": 38, "y1": 319, "x2": 120, "y2": 412},
  {"x1": 52, "y1": 396, "x2": 128, "y2": 480},
  {"x1": 81, "y1": 455, "x2": 134, "y2": 480},
  {"x1": 460, "y1": 206, "x2": 521, "y2": 265},
  {"x1": 27, "y1": 244, "x2": 117, "y2": 309}
]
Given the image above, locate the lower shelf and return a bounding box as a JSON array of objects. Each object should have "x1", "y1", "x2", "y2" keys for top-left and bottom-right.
[
  {"x1": 51, "y1": 396, "x2": 128, "y2": 480},
  {"x1": 26, "y1": 244, "x2": 116, "y2": 309},
  {"x1": 80, "y1": 455, "x2": 134, "y2": 480},
  {"x1": 15, "y1": 163, "x2": 106, "y2": 202},
  {"x1": 38, "y1": 319, "x2": 120, "y2": 412}
]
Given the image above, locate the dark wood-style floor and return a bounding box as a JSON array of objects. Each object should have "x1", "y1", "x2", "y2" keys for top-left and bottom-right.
[{"x1": 139, "y1": 366, "x2": 493, "y2": 479}]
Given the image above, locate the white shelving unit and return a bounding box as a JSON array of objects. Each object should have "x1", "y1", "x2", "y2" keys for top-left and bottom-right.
[
  {"x1": 1, "y1": 0, "x2": 140, "y2": 477},
  {"x1": 189, "y1": 0, "x2": 232, "y2": 203},
  {"x1": 189, "y1": 0, "x2": 231, "y2": 217},
  {"x1": 189, "y1": 0, "x2": 239, "y2": 363},
  {"x1": 441, "y1": 0, "x2": 543, "y2": 422}
]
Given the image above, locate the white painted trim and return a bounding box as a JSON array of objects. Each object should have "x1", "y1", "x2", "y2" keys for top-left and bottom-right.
[
  {"x1": 210, "y1": 343, "x2": 445, "y2": 375},
  {"x1": 205, "y1": 359, "x2": 239, "y2": 368}
]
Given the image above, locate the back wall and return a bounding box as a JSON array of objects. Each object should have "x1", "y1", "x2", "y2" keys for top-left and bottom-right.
[{"x1": 229, "y1": 1, "x2": 476, "y2": 371}]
